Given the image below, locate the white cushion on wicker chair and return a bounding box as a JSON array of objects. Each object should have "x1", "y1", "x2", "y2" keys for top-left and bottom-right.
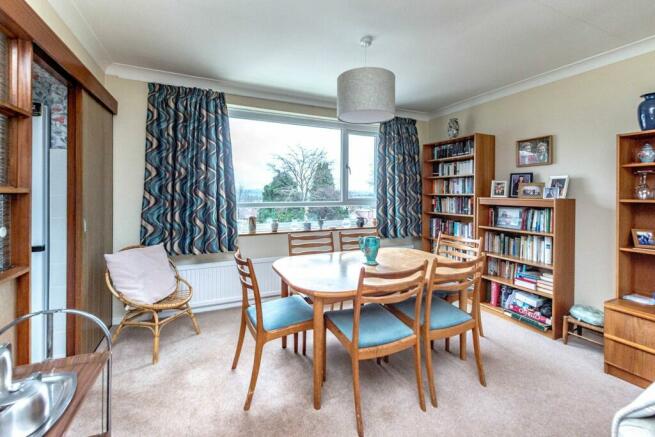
[{"x1": 105, "y1": 244, "x2": 177, "y2": 305}]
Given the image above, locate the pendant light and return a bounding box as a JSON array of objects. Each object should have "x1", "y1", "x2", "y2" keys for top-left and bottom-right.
[{"x1": 337, "y1": 36, "x2": 395, "y2": 124}]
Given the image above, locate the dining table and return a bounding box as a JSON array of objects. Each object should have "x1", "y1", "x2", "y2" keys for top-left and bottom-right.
[{"x1": 271, "y1": 246, "x2": 464, "y2": 410}]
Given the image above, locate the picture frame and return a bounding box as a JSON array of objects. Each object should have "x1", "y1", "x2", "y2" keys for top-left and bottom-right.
[
  {"x1": 518, "y1": 182, "x2": 545, "y2": 199},
  {"x1": 631, "y1": 229, "x2": 655, "y2": 249},
  {"x1": 517, "y1": 135, "x2": 553, "y2": 167},
  {"x1": 543, "y1": 186, "x2": 559, "y2": 199},
  {"x1": 547, "y1": 175, "x2": 569, "y2": 198},
  {"x1": 490, "y1": 180, "x2": 508, "y2": 197},
  {"x1": 495, "y1": 207, "x2": 523, "y2": 230},
  {"x1": 509, "y1": 172, "x2": 533, "y2": 197}
]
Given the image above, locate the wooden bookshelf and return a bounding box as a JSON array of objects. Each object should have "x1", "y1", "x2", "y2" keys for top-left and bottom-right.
[
  {"x1": 476, "y1": 197, "x2": 575, "y2": 339},
  {"x1": 421, "y1": 133, "x2": 495, "y2": 251},
  {"x1": 605, "y1": 129, "x2": 655, "y2": 388}
]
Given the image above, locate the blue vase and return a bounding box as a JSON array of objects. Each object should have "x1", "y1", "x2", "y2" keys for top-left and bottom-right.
[
  {"x1": 358, "y1": 236, "x2": 380, "y2": 266},
  {"x1": 638, "y1": 93, "x2": 655, "y2": 131}
]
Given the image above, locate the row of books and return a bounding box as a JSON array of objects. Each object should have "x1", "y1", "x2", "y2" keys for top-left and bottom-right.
[
  {"x1": 489, "y1": 207, "x2": 553, "y2": 233},
  {"x1": 486, "y1": 260, "x2": 553, "y2": 296},
  {"x1": 428, "y1": 217, "x2": 473, "y2": 239},
  {"x1": 536, "y1": 272, "x2": 553, "y2": 294},
  {"x1": 432, "y1": 197, "x2": 472, "y2": 215},
  {"x1": 484, "y1": 231, "x2": 553, "y2": 265},
  {"x1": 489, "y1": 283, "x2": 552, "y2": 331},
  {"x1": 432, "y1": 177, "x2": 474, "y2": 195},
  {"x1": 433, "y1": 159, "x2": 473, "y2": 176},
  {"x1": 432, "y1": 140, "x2": 474, "y2": 159}
]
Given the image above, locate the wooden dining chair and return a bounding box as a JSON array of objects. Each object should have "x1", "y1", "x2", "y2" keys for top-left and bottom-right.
[
  {"x1": 231, "y1": 249, "x2": 314, "y2": 410},
  {"x1": 387, "y1": 255, "x2": 486, "y2": 407},
  {"x1": 324, "y1": 261, "x2": 428, "y2": 437},
  {"x1": 338, "y1": 229, "x2": 378, "y2": 251},
  {"x1": 433, "y1": 234, "x2": 486, "y2": 340}
]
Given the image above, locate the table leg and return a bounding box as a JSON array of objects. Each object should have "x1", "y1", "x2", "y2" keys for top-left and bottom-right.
[
  {"x1": 281, "y1": 280, "x2": 289, "y2": 349},
  {"x1": 313, "y1": 297, "x2": 324, "y2": 410}
]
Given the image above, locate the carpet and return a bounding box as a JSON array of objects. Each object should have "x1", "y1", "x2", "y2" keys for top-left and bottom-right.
[{"x1": 67, "y1": 307, "x2": 641, "y2": 436}]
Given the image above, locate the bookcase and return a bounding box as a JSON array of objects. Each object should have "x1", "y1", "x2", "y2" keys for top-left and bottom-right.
[
  {"x1": 604, "y1": 129, "x2": 655, "y2": 387},
  {"x1": 476, "y1": 197, "x2": 575, "y2": 339},
  {"x1": 421, "y1": 133, "x2": 495, "y2": 252}
]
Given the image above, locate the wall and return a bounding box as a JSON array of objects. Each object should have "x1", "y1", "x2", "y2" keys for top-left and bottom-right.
[{"x1": 429, "y1": 50, "x2": 655, "y2": 308}]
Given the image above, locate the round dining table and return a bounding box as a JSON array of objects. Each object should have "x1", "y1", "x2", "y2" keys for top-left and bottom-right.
[{"x1": 272, "y1": 247, "x2": 459, "y2": 410}]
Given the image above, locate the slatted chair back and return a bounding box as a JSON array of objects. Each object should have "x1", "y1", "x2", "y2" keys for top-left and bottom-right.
[
  {"x1": 234, "y1": 249, "x2": 264, "y2": 330},
  {"x1": 434, "y1": 234, "x2": 482, "y2": 261},
  {"x1": 425, "y1": 255, "x2": 485, "y2": 326},
  {"x1": 338, "y1": 229, "x2": 378, "y2": 251},
  {"x1": 288, "y1": 231, "x2": 335, "y2": 256},
  {"x1": 352, "y1": 261, "x2": 428, "y2": 348}
]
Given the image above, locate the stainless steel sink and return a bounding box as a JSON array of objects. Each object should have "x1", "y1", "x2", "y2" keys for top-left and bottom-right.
[{"x1": 0, "y1": 344, "x2": 77, "y2": 437}]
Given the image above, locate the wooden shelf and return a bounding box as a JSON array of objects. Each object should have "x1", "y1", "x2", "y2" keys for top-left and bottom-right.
[
  {"x1": 423, "y1": 193, "x2": 474, "y2": 197},
  {"x1": 485, "y1": 252, "x2": 554, "y2": 270},
  {"x1": 0, "y1": 186, "x2": 29, "y2": 194},
  {"x1": 622, "y1": 162, "x2": 655, "y2": 168},
  {"x1": 619, "y1": 199, "x2": 655, "y2": 204},
  {"x1": 480, "y1": 303, "x2": 552, "y2": 337},
  {"x1": 482, "y1": 275, "x2": 553, "y2": 299},
  {"x1": 424, "y1": 173, "x2": 475, "y2": 180},
  {"x1": 426, "y1": 211, "x2": 474, "y2": 218},
  {"x1": 478, "y1": 225, "x2": 553, "y2": 237},
  {"x1": 0, "y1": 265, "x2": 29, "y2": 285},
  {"x1": 426, "y1": 153, "x2": 474, "y2": 163},
  {"x1": 0, "y1": 100, "x2": 31, "y2": 118},
  {"x1": 478, "y1": 197, "x2": 555, "y2": 208},
  {"x1": 619, "y1": 247, "x2": 655, "y2": 255}
]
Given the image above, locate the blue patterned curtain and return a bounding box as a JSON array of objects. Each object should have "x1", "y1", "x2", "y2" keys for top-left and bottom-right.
[
  {"x1": 140, "y1": 83, "x2": 238, "y2": 255},
  {"x1": 376, "y1": 117, "x2": 422, "y2": 239}
]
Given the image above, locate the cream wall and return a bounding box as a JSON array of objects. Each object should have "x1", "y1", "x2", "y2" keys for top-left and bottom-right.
[{"x1": 429, "y1": 50, "x2": 655, "y2": 308}]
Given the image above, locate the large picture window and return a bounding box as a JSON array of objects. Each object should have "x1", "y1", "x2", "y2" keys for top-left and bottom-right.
[{"x1": 230, "y1": 108, "x2": 377, "y2": 233}]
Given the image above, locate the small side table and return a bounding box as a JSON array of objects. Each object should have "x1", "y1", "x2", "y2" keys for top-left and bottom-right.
[{"x1": 563, "y1": 315, "x2": 604, "y2": 346}]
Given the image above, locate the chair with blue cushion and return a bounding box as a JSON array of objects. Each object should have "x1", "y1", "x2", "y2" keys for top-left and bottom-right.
[
  {"x1": 324, "y1": 261, "x2": 428, "y2": 437},
  {"x1": 231, "y1": 249, "x2": 314, "y2": 410},
  {"x1": 388, "y1": 255, "x2": 486, "y2": 407}
]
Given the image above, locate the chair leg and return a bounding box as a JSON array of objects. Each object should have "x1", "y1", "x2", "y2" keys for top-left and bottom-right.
[
  {"x1": 424, "y1": 331, "x2": 437, "y2": 407},
  {"x1": 111, "y1": 319, "x2": 127, "y2": 344},
  {"x1": 322, "y1": 329, "x2": 327, "y2": 383},
  {"x1": 459, "y1": 332, "x2": 467, "y2": 361},
  {"x1": 244, "y1": 338, "x2": 264, "y2": 411},
  {"x1": 376, "y1": 357, "x2": 382, "y2": 365},
  {"x1": 231, "y1": 312, "x2": 247, "y2": 369},
  {"x1": 188, "y1": 307, "x2": 201, "y2": 335},
  {"x1": 351, "y1": 358, "x2": 364, "y2": 437},
  {"x1": 294, "y1": 333, "x2": 299, "y2": 354},
  {"x1": 472, "y1": 325, "x2": 486, "y2": 387},
  {"x1": 383, "y1": 355, "x2": 389, "y2": 363},
  {"x1": 152, "y1": 311, "x2": 160, "y2": 365},
  {"x1": 430, "y1": 340, "x2": 434, "y2": 351},
  {"x1": 477, "y1": 302, "x2": 484, "y2": 337},
  {"x1": 444, "y1": 337, "x2": 450, "y2": 352},
  {"x1": 302, "y1": 331, "x2": 307, "y2": 356},
  {"x1": 413, "y1": 344, "x2": 426, "y2": 412}
]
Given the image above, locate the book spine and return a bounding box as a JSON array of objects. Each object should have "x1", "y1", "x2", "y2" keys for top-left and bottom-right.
[{"x1": 504, "y1": 311, "x2": 551, "y2": 331}]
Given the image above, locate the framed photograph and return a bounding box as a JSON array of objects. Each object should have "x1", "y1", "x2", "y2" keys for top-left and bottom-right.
[
  {"x1": 517, "y1": 135, "x2": 553, "y2": 167},
  {"x1": 495, "y1": 207, "x2": 523, "y2": 230},
  {"x1": 509, "y1": 172, "x2": 533, "y2": 197},
  {"x1": 518, "y1": 182, "x2": 545, "y2": 199},
  {"x1": 543, "y1": 186, "x2": 559, "y2": 199},
  {"x1": 490, "y1": 180, "x2": 508, "y2": 197},
  {"x1": 632, "y1": 229, "x2": 655, "y2": 249},
  {"x1": 547, "y1": 175, "x2": 569, "y2": 198}
]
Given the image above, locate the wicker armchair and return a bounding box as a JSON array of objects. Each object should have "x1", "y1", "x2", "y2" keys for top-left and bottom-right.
[{"x1": 105, "y1": 245, "x2": 201, "y2": 364}]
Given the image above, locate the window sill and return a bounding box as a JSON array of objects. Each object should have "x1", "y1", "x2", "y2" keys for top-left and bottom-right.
[{"x1": 238, "y1": 225, "x2": 376, "y2": 237}]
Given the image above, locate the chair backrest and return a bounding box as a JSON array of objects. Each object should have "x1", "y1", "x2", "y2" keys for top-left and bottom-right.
[
  {"x1": 352, "y1": 261, "x2": 428, "y2": 348},
  {"x1": 425, "y1": 255, "x2": 485, "y2": 329},
  {"x1": 434, "y1": 234, "x2": 482, "y2": 261},
  {"x1": 234, "y1": 249, "x2": 264, "y2": 329},
  {"x1": 338, "y1": 229, "x2": 378, "y2": 251},
  {"x1": 288, "y1": 231, "x2": 335, "y2": 256}
]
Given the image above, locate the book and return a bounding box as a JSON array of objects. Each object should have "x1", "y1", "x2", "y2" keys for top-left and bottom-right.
[
  {"x1": 513, "y1": 290, "x2": 545, "y2": 308},
  {"x1": 514, "y1": 279, "x2": 537, "y2": 290},
  {"x1": 508, "y1": 304, "x2": 552, "y2": 325},
  {"x1": 504, "y1": 311, "x2": 552, "y2": 331},
  {"x1": 490, "y1": 281, "x2": 500, "y2": 307}
]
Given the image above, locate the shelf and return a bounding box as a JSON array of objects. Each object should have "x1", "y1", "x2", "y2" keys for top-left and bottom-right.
[
  {"x1": 619, "y1": 247, "x2": 655, "y2": 255},
  {"x1": 480, "y1": 303, "x2": 552, "y2": 337},
  {"x1": 425, "y1": 211, "x2": 474, "y2": 218},
  {"x1": 423, "y1": 193, "x2": 474, "y2": 197},
  {"x1": 424, "y1": 174, "x2": 475, "y2": 180},
  {"x1": 0, "y1": 100, "x2": 31, "y2": 118},
  {"x1": 619, "y1": 199, "x2": 655, "y2": 204},
  {"x1": 478, "y1": 197, "x2": 556, "y2": 208},
  {"x1": 485, "y1": 252, "x2": 554, "y2": 270},
  {"x1": 0, "y1": 265, "x2": 29, "y2": 284},
  {"x1": 622, "y1": 162, "x2": 655, "y2": 168},
  {"x1": 478, "y1": 225, "x2": 553, "y2": 237},
  {"x1": 0, "y1": 186, "x2": 29, "y2": 194},
  {"x1": 426, "y1": 153, "x2": 474, "y2": 163},
  {"x1": 482, "y1": 274, "x2": 554, "y2": 299}
]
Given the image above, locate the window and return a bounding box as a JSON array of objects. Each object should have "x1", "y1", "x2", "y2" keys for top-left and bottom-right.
[{"x1": 230, "y1": 108, "x2": 377, "y2": 233}]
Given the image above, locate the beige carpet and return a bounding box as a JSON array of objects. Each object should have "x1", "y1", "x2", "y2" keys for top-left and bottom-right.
[{"x1": 68, "y1": 307, "x2": 640, "y2": 437}]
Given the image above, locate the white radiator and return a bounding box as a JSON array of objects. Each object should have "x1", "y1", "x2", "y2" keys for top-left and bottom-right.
[{"x1": 176, "y1": 256, "x2": 282, "y2": 314}]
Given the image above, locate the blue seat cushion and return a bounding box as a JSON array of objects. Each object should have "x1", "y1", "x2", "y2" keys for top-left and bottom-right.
[
  {"x1": 246, "y1": 295, "x2": 313, "y2": 331},
  {"x1": 325, "y1": 304, "x2": 413, "y2": 348},
  {"x1": 391, "y1": 296, "x2": 472, "y2": 330}
]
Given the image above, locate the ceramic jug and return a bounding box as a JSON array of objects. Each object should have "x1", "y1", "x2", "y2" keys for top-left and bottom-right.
[{"x1": 358, "y1": 236, "x2": 380, "y2": 266}]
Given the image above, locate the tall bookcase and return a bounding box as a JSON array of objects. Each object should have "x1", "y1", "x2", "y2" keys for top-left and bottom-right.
[
  {"x1": 476, "y1": 197, "x2": 575, "y2": 339},
  {"x1": 604, "y1": 129, "x2": 655, "y2": 387},
  {"x1": 421, "y1": 133, "x2": 495, "y2": 252}
]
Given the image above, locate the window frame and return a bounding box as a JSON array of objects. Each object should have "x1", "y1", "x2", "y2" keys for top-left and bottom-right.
[{"x1": 229, "y1": 107, "x2": 378, "y2": 209}]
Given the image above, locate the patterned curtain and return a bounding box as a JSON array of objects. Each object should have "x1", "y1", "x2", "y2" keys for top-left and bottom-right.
[
  {"x1": 140, "y1": 83, "x2": 238, "y2": 255},
  {"x1": 376, "y1": 117, "x2": 422, "y2": 239}
]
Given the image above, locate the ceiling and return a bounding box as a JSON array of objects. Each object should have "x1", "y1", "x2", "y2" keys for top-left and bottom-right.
[{"x1": 53, "y1": 0, "x2": 655, "y2": 115}]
